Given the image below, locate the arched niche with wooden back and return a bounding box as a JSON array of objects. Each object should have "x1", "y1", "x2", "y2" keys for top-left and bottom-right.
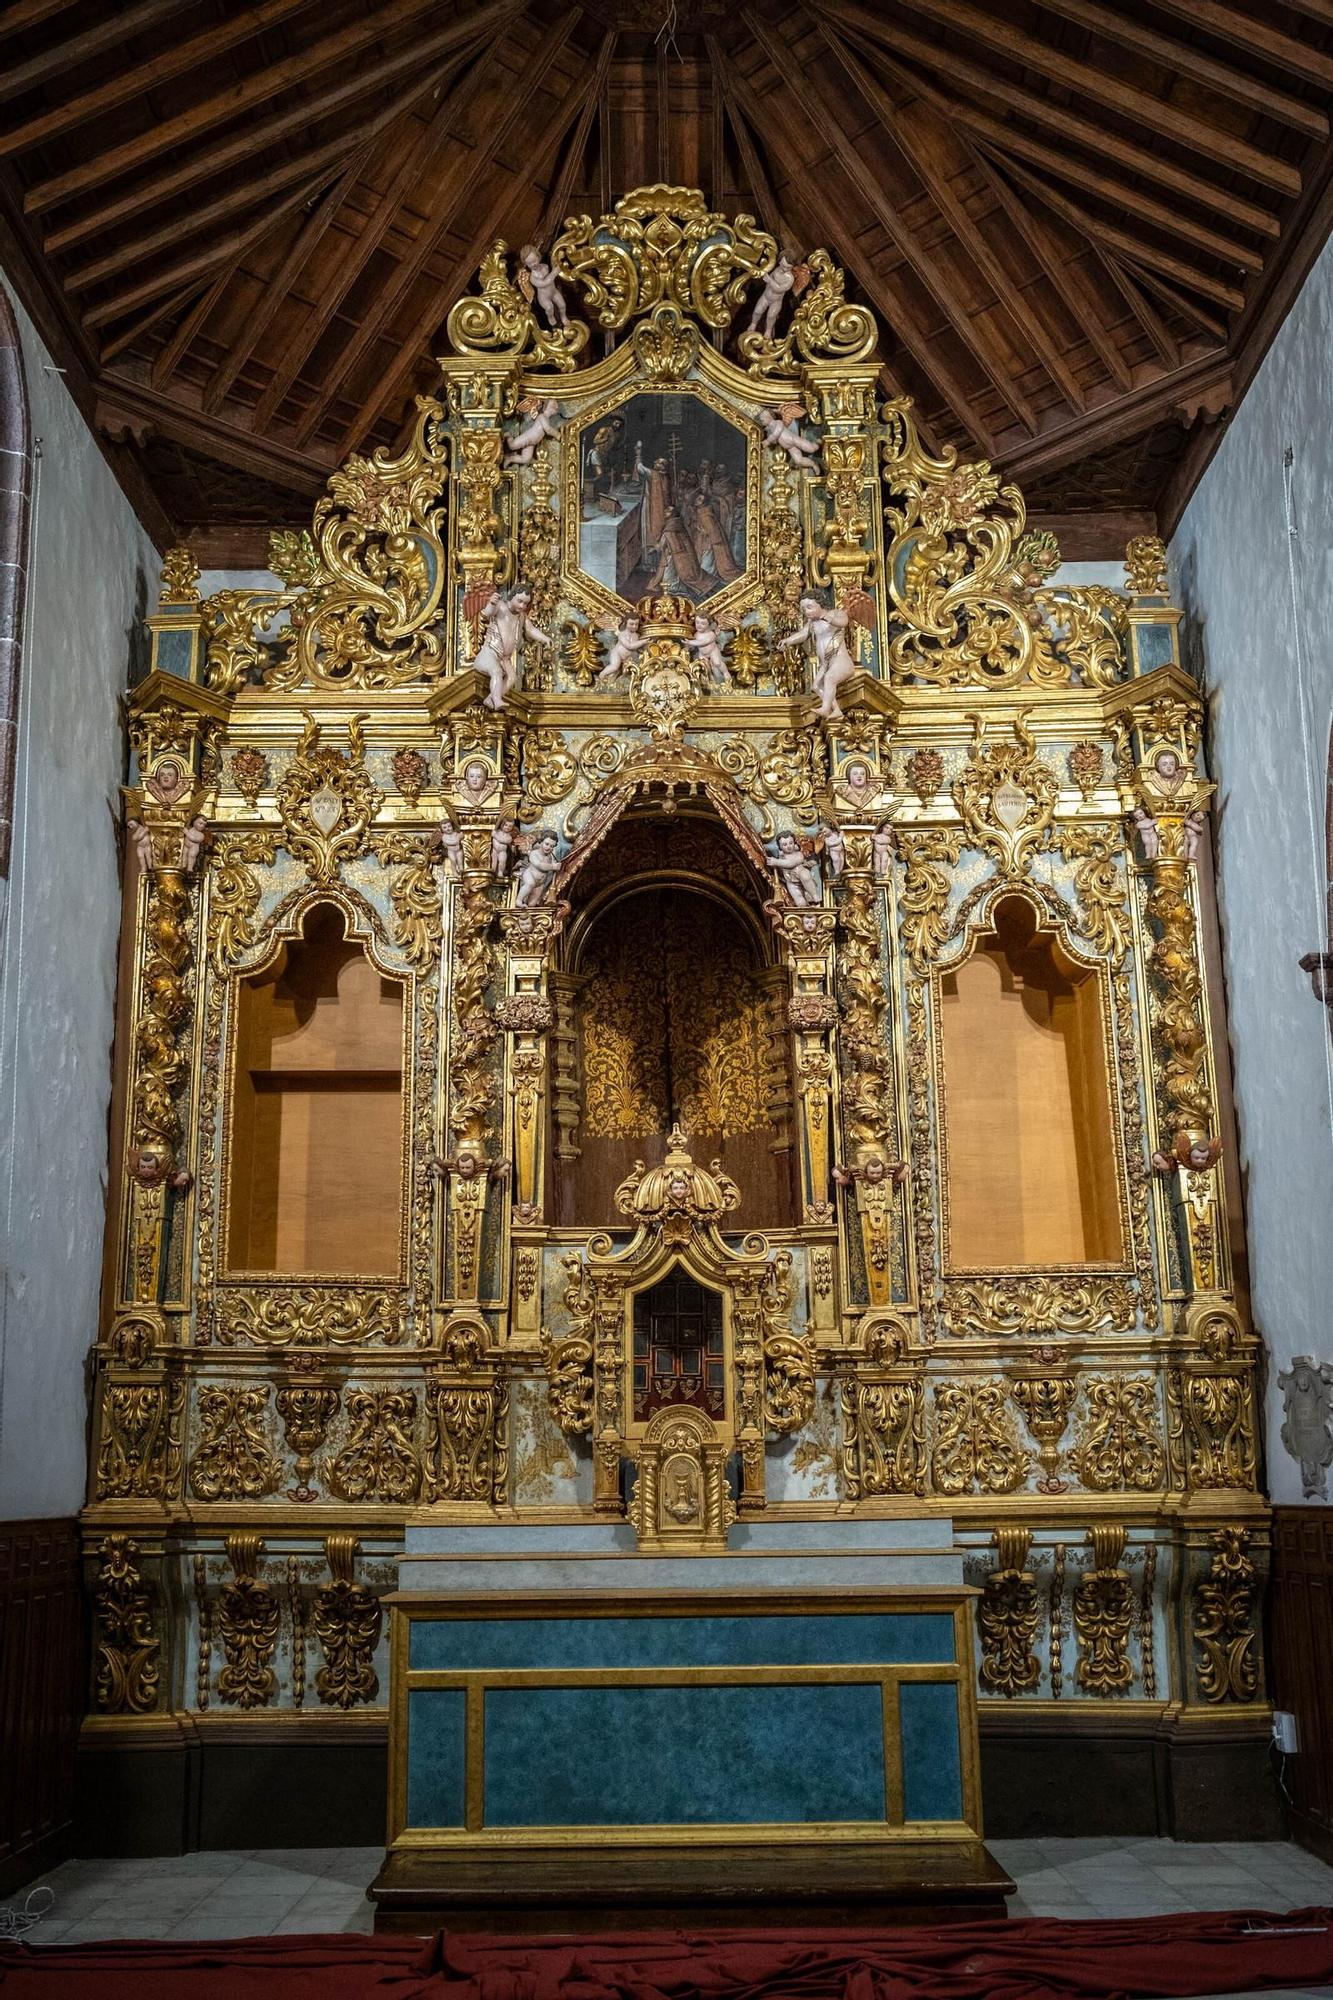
[
  {"x1": 936, "y1": 892, "x2": 1126, "y2": 1271},
  {"x1": 225, "y1": 899, "x2": 408, "y2": 1277}
]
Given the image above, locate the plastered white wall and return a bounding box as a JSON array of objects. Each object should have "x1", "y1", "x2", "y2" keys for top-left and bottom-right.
[
  {"x1": 1171, "y1": 234, "x2": 1333, "y2": 1505},
  {"x1": 0, "y1": 275, "x2": 160, "y2": 1520}
]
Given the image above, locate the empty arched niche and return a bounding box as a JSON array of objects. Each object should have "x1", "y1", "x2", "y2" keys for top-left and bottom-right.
[
  {"x1": 226, "y1": 902, "x2": 406, "y2": 1276},
  {"x1": 938, "y1": 895, "x2": 1124, "y2": 1269}
]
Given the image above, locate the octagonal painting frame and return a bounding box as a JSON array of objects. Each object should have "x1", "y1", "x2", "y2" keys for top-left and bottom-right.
[{"x1": 560, "y1": 380, "x2": 762, "y2": 626}]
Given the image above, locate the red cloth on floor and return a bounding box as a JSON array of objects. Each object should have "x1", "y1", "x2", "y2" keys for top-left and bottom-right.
[
  {"x1": 0, "y1": 1933, "x2": 439, "y2": 1997},
  {"x1": 4, "y1": 1912, "x2": 1333, "y2": 2000},
  {"x1": 426, "y1": 1912, "x2": 1333, "y2": 2000}
]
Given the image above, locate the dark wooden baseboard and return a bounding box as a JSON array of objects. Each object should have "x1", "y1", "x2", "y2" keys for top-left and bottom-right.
[
  {"x1": 0, "y1": 1518, "x2": 84, "y2": 1896},
  {"x1": 370, "y1": 1842, "x2": 1014, "y2": 1935},
  {"x1": 1269, "y1": 1507, "x2": 1333, "y2": 1860}
]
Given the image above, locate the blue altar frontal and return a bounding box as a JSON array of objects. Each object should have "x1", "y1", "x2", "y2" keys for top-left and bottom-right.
[{"x1": 387, "y1": 1522, "x2": 982, "y2": 1851}]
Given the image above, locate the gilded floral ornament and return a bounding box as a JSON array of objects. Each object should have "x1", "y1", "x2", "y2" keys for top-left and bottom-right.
[
  {"x1": 445, "y1": 238, "x2": 587, "y2": 370},
  {"x1": 1124, "y1": 534, "x2": 1170, "y2": 597},
  {"x1": 1073, "y1": 1526, "x2": 1135, "y2": 1696},
  {"x1": 1056, "y1": 823, "x2": 1131, "y2": 961},
  {"x1": 978, "y1": 1527, "x2": 1041, "y2": 1697},
  {"x1": 1193, "y1": 1526, "x2": 1259, "y2": 1703},
  {"x1": 159, "y1": 544, "x2": 200, "y2": 604},
  {"x1": 94, "y1": 1537, "x2": 160, "y2": 1714}
]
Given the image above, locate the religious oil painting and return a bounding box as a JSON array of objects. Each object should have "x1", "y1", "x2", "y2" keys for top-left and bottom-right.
[{"x1": 574, "y1": 389, "x2": 751, "y2": 608}]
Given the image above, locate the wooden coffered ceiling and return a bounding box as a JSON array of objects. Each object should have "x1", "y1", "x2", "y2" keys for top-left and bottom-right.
[{"x1": 2, "y1": 0, "x2": 1332, "y2": 560}]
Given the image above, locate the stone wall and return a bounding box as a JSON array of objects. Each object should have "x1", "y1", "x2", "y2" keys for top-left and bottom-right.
[
  {"x1": 0, "y1": 275, "x2": 159, "y2": 1519},
  {"x1": 1171, "y1": 233, "x2": 1333, "y2": 1506}
]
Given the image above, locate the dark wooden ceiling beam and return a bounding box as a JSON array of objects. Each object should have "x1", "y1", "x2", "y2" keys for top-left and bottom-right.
[
  {"x1": 41, "y1": 11, "x2": 505, "y2": 259},
  {"x1": 1133, "y1": 264, "x2": 1229, "y2": 345},
  {"x1": 998, "y1": 352, "x2": 1232, "y2": 489},
  {"x1": 0, "y1": 0, "x2": 197, "y2": 111},
  {"x1": 1100, "y1": 253, "x2": 1180, "y2": 371},
  {"x1": 0, "y1": 0, "x2": 319, "y2": 153},
  {"x1": 299, "y1": 8, "x2": 581, "y2": 450},
  {"x1": 722, "y1": 50, "x2": 998, "y2": 454},
  {"x1": 84, "y1": 166, "x2": 339, "y2": 331},
  {"x1": 94, "y1": 374, "x2": 330, "y2": 495},
  {"x1": 0, "y1": 0, "x2": 80, "y2": 35},
  {"x1": 882, "y1": 0, "x2": 1302, "y2": 194},
  {"x1": 985, "y1": 148, "x2": 1246, "y2": 313},
  {"x1": 150, "y1": 269, "x2": 236, "y2": 390},
  {"x1": 846, "y1": 30, "x2": 1264, "y2": 276},
  {"x1": 1032, "y1": 0, "x2": 1327, "y2": 139},
  {"x1": 24, "y1": 0, "x2": 520, "y2": 216},
  {"x1": 968, "y1": 147, "x2": 1133, "y2": 394},
  {"x1": 818, "y1": 23, "x2": 1087, "y2": 414},
  {"x1": 248, "y1": 38, "x2": 502, "y2": 434},
  {"x1": 745, "y1": 7, "x2": 1038, "y2": 435},
  {"x1": 1142, "y1": 0, "x2": 1333, "y2": 88},
  {"x1": 824, "y1": 0, "x2": 1280, "y2": 238},
  {"x1": 358, "y1": 52, "x2": 605, "y2": 457},
  {"x1": 202, "y1": 142, "x2": 377, "y2": 414},
  {"x1": 98, "y1": 279, "x2": 196, "y2": 368},
  {"x1": 535, "y1": 28, "x2": 617, "y2": 243}
]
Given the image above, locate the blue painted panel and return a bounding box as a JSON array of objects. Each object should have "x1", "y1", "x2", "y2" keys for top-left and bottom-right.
[
  {"x1": 405, "y1": 1688, "x2": 466, "y2": 1827},
  {"x1": 899, "y1": 1681, "x2": 962, "y2": 1822},
  {"x1": 482, "y1": 1682, "x2": 886, "y2": 1826},
  {"x1": 154, "y1": 628, "x2": 195, "y2": 676},
  {"x1": 1133, "y1": 622, "x2": 1176, "y2": 673},
  {"x1": 409, "y1": 1611, "x2": 955, "y2": 1671}
]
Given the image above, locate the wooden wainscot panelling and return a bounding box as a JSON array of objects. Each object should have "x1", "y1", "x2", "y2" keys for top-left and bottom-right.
[
  {"x1": 1269, "y1": 1507, "x2": 1333, "y2": 1863},
  {"x1": 0, "y1": 1519, "x2": 84, "y2": 1893}
]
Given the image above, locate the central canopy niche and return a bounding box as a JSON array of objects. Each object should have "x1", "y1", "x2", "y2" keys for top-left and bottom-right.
[{"x1": 554, "y1": 815, "x2": 795, "y2": 1229}]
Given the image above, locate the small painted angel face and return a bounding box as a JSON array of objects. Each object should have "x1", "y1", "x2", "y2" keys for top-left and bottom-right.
[
  {"x1": 668, "y1": 1175, "x2": 690, "y2": 1204},
  {"x1": 693, "y1": 615, "x2": 710, "y2": 632},
  {"x1": 463, "y1": 761, "x2": 490, "y2": 797},
  {"x1": 1155, "y1": 749, "x2": 1181, "y2": 780},
  {"x1": 845, "y1": 761, "x2": 870, "y2": 790},
  {"x1": 778, "y1": 832, "x2": 799, "y2": 854},
  {"x1": 800, "y1": 595, "x2": 822, "y2": 616},
  {"x1": 1187, "y1": 1141, "x2": 1214, "y2": 1169},
  {"x1": 537, "y1": 832, "x2": 558, "y2": 854},
  {"x1": 862, "y1": 1157, "x2": 887, "y2": 1184},
  {"x1": 456, "y1": 1150, "x2": 482, "y2": 1178},
  {"x1": 512, "y1": 589, "x2": 531, "y2": 611}
]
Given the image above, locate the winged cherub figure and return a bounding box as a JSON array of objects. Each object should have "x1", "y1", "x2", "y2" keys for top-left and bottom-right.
[
  {"x1": 505, "y1": 397, "x2": 560, "y2": 467},
  {"x1": 518, "y1": 244, "x2": 569, "y2": 329},
  {"x1": 686, "y1": 612, "x2": 731, "y2": 685},
  {"x1": 747, "y1": 253, "x2": 810, "y2": 339},
  {"x1": 778, "y1": 591, "x2": 872, "y2": 721},
  {"x1": 760, "y1": 403, "x2": 821, "y2": 470},
  {"x1": 597, "y1": 614, "x2": 649, "y2": 683},
  {"x1": 474, "y1": 587, "x2": 553, "y2": 711},
  {"x1": 767, "y1": 830, "x2": 823, "y2": 907},
  {"x1": 514, "y1": 828, "x2": 564, "y2": 907}
]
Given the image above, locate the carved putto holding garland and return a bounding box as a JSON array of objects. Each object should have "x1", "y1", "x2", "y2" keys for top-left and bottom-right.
[{"x1": 90, "y1": 185, "x2": 1263, "y2": 1747}]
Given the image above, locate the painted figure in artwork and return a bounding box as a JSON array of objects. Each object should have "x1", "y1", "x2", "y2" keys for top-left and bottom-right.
[
  {"x1": 647, "y1": 506, "x2": 709, "y2": 595},
  {"x1": 686, "y1": 612, "x2": 730, "y2": 685},
  {"x1": 518, "y1": 243, "x2": 570, "y2": 329},
  {"x1": 598, "y1": 614, "x2": 649, "y2": 683},
  {"x1": 779, "y1": 593, "x2": 865, "y2": 720},
  {"x1": 505, "y1": 397, "x2": 560, "y2": 467},
  {"x1": 768, "y1": 831, "x2": 823, "y2": 907},
  {"x1": 474, "y1": 587, "x2": 553, "y2": 710},
  {"x1": 760, "y1": 404, "x2": 821, "y2": 470},
  {"x1": 634, "y1": 442, "x2": 673, "y2": 556},
  {"x1": 514, "y1": 829, "x2": 563, "y2": 906}
]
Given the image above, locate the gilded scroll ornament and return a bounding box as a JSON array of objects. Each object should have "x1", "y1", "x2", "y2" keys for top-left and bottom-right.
[
  {"x1": 837, "y1": 873, "x2": 894, "y2": 1157},
  {"x1": 277, "y1": 714, "x2": 384, "y2": 882},
  {"x1": 313, "y1": 1535, "x2": 382, "y2": 1709},
  {"x1": 326, "y1": 1389, "x2": 420, "y2": 1503},
  {"x1": 215, "y1": 1287, "x2": 403, "y2": 1347},
  {"x1": 978, "y1": 1526, "x2": 1041, "y2": 1698},
  {"x1": 952, "y1": 714, "x2": 1057, "y2": 876},
  {"x1": 93, "y1": 1538, "x2": 160, "y2": 1715},
  {"x1": 1056, "y1": 824, "x2": 1131, "y2": 962},
  {"x1": 189, "y1": 1385, "x2": 281, "y2": 1501},
  {"x1": 941, "y1": 1275, "x2": 1136, "y2": 1339},
  {"x1": 207, "y1": 832, "x2": 276, "y2": 973},
  {"x1": 449, "y1": 880, "x2": 498, "y2": 1147},
  {"x1": 1175, "y1": 1370, "x2": 1256, "y2": 1490},
  {"x1": 1193, "y1": 1526, "x2": 1259, "y2": 1704},
  {"x1": 1075, "y1": 1376, "x2": 1165, "y2": 1492},
  {"x1": 424, "y1": 1331, "x2": 505, "y2": 1505},
  {"x1": 217, "y1": 1534, "x2": 279, "y2": 1710},
  {"x1": 614, "y1": 1124, "x2": 741, "y2": 1248},
  {"x1": 931, "y1": 1380, "x2": 1029, "y2": 1496},
  {"x1": 553, "y1": 186, "x2": 774, "y2": 334},
  {"x1": 760, "y1": 1251, "x2": 815, "y2": 1434},
  {"x1": 1073, "y1": 1526, "x2": 1135, "y2": 1696},
  {"x1": 896, "y1": 829, "x2": 962, "y2": 977},
  {"x1": 842, "y1": 1323, "x2": 926, "y2": 1498},
  {"x1": 371, "y1": 832, "x2": 443, "y2": 971},
  {"x1": 446, "y1": 239, "x2": 587, "y2": 370}
]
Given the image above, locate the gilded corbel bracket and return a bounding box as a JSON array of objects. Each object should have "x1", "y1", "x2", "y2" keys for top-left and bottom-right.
[
  {"x1": 423, "y1": 1317, "x2": 508, "y2": 1510},
  {"x1": 840, "y1": 1315, "x2": 926, "y2": 1499}
]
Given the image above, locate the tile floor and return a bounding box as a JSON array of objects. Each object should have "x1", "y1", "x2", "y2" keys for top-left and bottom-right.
[{"x1": 3, "y1": 1835, "x2": 1332, "y2": 1997}]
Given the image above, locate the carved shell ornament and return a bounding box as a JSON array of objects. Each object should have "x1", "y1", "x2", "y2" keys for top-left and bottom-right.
[{"x1": 614, "y1": 1123, "x2": 742, "y2": 1242}]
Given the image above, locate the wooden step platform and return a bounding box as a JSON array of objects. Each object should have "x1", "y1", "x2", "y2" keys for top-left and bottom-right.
[{"x1": 369, "y1": 1841, "x2": 1015, "y2": 1935}]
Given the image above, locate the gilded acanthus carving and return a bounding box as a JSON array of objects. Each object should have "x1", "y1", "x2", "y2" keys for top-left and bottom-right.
[
  {"x1": 951, "y1": 714, "x2": 1058, "y2": 876},
  {"x1": 1073, "y1": 1526, "x2": 1134, "y2": 1696},
  {"x1": 446, "y1": 239, "x2": 587, "y2": 371},
  {"x1": 842, "y1": 1321, "x2": 926, "y2": 1499},
  {"x1": 215, "y1": 1287, "x2": 404, "y2": 1348},
  {"x1": 897, "y1": 830, "x2": 962, "y2": 976},
  {"x1": 189, "y1": 1385, "x2": 281, "y2": 1501},
  {"x1": 759, "y1": 1250, "x2": 814, "y2": 1434},
  {"x1": 313, "y1": 1535, "x2": 382, "y2": 1709},
  {"x1": 326, "y1": 1389, "x2": 421, "y2": 1503},
  {"x1": 553, "y1": 186, "x2": 774, "y2": 336},
  {"x1": 1193, "y1": 1526, "x2": 1259, "y2": 1704},
  {"x1": 931, "y1": 1380, "x2": 1029, "y2": 1496},
  {"x1": 1075, "y1": 1377, "x2": 1165, "y2": 1492},
  {"x1": 1010, "y1": 1372, "x2": 1076, "y2": 1495},
  {"x1": 275, "y1": 1378, "x2": 340, "y2": 1503},
  {"x1": 96, "y1": 1377, "x2": 184, "y2": 1500},
  {"x1": 371, "y1": 832, "x2": 444, "y2": 971},
  {"x1": 93, "y1": 1538, "x2": 160, "y2": 1715},
  {"x1": 217, "y1": 1534, "x2": 279, "y2": 1709},
  {"x1": 978, "y1": 1527, "x2": 1041, "y2": 1698},
  {"x1": 1056, "y1": 824, "x2": 1131, "y2": 962},
  {"x1": 941, "y1": 1275, "x2": 1136, "y2": 1339},
  {"x1": 276, "y1": 714, "x2": 384, "y2": 882},
  {"x1": 423, "y1": 1329, "x2": 506, "y2": 1505}
]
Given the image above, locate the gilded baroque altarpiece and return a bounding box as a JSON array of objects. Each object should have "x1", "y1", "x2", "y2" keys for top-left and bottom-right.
[{"x1": 88, "y1": 188, "x2": 1264, "y2": 1759}]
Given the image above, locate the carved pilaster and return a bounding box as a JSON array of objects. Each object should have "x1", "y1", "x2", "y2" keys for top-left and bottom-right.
[{"x1": 841, "y1": 1316, "x2": 925, "y2": 1498}]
